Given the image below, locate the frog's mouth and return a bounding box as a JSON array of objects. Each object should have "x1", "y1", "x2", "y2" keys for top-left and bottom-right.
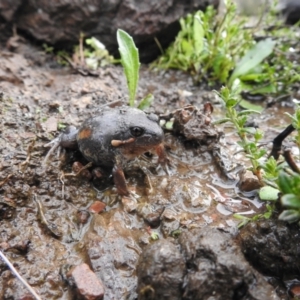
[{"x1": 111, "y1": 137, "x2": 162, "y2": 159}]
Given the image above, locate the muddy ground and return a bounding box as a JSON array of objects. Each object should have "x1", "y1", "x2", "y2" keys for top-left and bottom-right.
[{"x1": 0, "y1": 40, "x2": 299, "y2": 300}]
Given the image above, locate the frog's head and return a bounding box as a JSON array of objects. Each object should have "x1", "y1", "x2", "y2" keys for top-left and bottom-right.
[{"x1": 112, "y1": 107, "x2": 164, "y2": 158}]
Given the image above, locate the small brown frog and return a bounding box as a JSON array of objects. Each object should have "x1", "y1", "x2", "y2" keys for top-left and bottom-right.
[{"x1": 45, "y1": 106, "x2": 167, "y2": 196}]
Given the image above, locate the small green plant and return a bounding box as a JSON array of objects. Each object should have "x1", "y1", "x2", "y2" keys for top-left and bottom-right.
[
  {"x1": 219, "y1": 89, "x2": 300, "y2": 226},
  {"x1": 72, "y1": 33, "x2": 114, "y2": 69},
  {"x1": 154, "y1": 1, "x2": 255, "y2": 84},
  {"x1": 234, "y1": 204, "x2": 273, "y2": 228},
  {"x1": 154, "y1": 0, "x2": 300, "y2": 95},
  {"x1": 43, "y1": 35, "x2": 115, "y2": 68},
  {"x1": 83, "y1": 37, "x2": 115, "y2": 69},
  {"x1": 150, "y1": 232, "x2": 159, "y2": 240},
  {"x1": 278, "y1": 172, "x2": 300, "y2": 224},
  {"x1": 42, "y1": 43, "x2": 54, "y2": 54},
  {"x1": 216, "y1": 83, "x2": 266, "y2": 182},
  {"x1": 117, "y1": 29, "x2": 153, "y2": 109}
]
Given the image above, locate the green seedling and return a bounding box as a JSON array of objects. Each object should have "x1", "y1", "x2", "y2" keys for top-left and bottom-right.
[
  {"x1": 261, "y1": 156, "x2": 282, "y2": 184},
  {"x1": 150, "y1": 232, "x2": 159, "y2": 240},
  {"x1": 117, "y1": 29, "x2": 153, "y2": 109},
  {"x1": 117, "y1": 29, "x2": 140, "y2": 107},
  {"x1": 42, "y1": 43, "x2": 54, "y2": 54}
]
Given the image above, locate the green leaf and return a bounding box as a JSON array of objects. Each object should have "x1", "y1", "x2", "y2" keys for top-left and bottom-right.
[
  {"x1": 165, "y1": 121, "x2": 174, "y2": 130},
  {"x1": 86, "y1": 37, "x2": 105, "y2": 51},
  {"x1": 213, "y1": 117, "x2": 231, "y2": 125},
  {"x1": 259, "y1": 186, "x2": 279, "y2": 201},
  {"x1": 151, "y1": 232, "x2": 159, "y2": 240},
  {"x1": 229, "y1": 38, "x2": 276, "y2": 84},
  {"x1": 233, "y1": 214, "x2": 251, "y2": 228},
  {"x1": 181, "y1": 40, "x2": 193, "y2": 56},
  {"x1": 255, "y1": 149, "x2": 267, "y2": 159},
  {"x1": 278, "y1": 209, "x2": 300, "y2": 223},
  {"x1": 233, "y1": 214, "x2": 250, "y2": 220},
  {"x1": 237, "y1": 109, "x2": 261, "y2": 117},
  {"x1": 240, "y1": 83, "x2": 277, "y2": 94},
  {"x1": 117, "y1": 29, "x2": 140, "y2": 107},
  {"x1": 193, "y1": 15, "x2": 204, "y2": 56},
  {"x1": 225, "y1": 99, "x2": 238, "y2": 108},
  {"x1": 239, "y1": 100, "x2": 264, "y2": 112},
  {"x1": 281, "y1": 194, "x2": 300, "y2": 208},
  {"x1": 254, "y1": 129, "x2": 264, "y2": 141},
  {"x1": 240, "y1": 127, "x2": 257, "y2": 134},
  {"x1": 137, "y1": 94, "x2": 154, "y2": 110},
  {"x1": 263, "y1": 204, "x2": 274, "y2": 219},
  {"x1": 278, "y1": 172, "x2": 293, "y2": 194}
]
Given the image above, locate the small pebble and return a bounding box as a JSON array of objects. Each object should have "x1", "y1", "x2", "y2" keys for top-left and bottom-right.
[
  {"x1": 67, "y1": 263, "x2": 105, "y2": 300},
  {"x1": 89, "y1": 201, "x2": 106, "y2": 214}
]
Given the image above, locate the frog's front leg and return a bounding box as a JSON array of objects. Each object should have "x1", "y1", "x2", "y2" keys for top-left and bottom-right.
[
  {"x1": 155, "y1": 143, "x2": 171, "y2": 174},
  {"x1": 112, "y1": 155, "x2": 130, "y2": 196}
]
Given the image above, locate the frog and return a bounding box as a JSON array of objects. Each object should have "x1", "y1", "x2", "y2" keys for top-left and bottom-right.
[{"x1": 45, "y1": 106, "x2": 168, "y2": 196}]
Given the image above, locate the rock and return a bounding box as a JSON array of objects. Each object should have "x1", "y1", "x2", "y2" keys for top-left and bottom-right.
[
  {"x1": 67, "y1": 263, "x2": 105, "y2": 300},
  {"x1": 238, "y1": 218, "x2": 300, "y2": 277},
  {"x1": 139, "y1": 206, "x2": 164, "y2": 228},
  {"x1": 137, "y1": 239, "x2": 185, "y2": 300},
  {"x1": 0, "y1": 0, "x2": 219, "y2": 62},
  {"x1": 238, "y1": 170, "x2": 261, "y2": 192},
  {"x1": 83, "y1": 209, "x2": 147, "y2": 300},
  {"x1": 88, "y1": 201, "x2": 106, "y2": 214},
  {"x1": 282, "y1": 0, "x2": 300, "y2": 24},
  {"x1": 0, "y1": 0, "x2": 22, "y2": 21},
  {"x1": 179, "y1": 228, "x2": 279, "y2": 300},
  {"x1": 137, "y1": 228, "x2": 279, "y2": 299}
]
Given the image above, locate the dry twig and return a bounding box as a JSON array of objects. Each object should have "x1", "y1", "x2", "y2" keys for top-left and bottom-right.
[{"x1": 0, "y1": 250, "x2": 42, "y2": 300}]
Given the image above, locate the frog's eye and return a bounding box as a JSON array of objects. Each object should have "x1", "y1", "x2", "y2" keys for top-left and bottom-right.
[{"x1": 130, "y1": 126, "x2": 144, "y2": 137}]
